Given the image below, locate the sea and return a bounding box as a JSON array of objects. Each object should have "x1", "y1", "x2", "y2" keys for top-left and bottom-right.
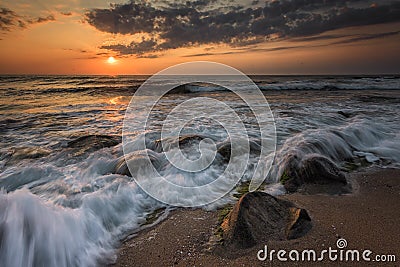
[{"x1": 0, "y1": 75, "x2": 399, "y2": 266}]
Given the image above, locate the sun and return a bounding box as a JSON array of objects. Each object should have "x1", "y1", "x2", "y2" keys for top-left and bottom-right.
[{"x1": 107, "y1": 56, "x2": 117, "y2": 64}]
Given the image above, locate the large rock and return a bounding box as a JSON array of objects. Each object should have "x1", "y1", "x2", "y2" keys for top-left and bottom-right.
[
  {"x1": 281, "y1": 155, "x2": 349, "y2": 194},
  {"x1": 216, "y1": 142, "x2": 231, "y2": 162},
  {"x1": 216, "y1": 140, "x2": 262, "y2": 163},
  {"x1": 114, "y1": 150, "x2": 163, "y2": 177},
  {"x1": 67, "y1": 134, "x2": 120, "y2": 156},
  {"x1": 221, "y1": 192, "x2": 312, "y2": 249}
]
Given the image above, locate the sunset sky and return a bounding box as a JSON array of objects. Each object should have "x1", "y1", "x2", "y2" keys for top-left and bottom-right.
[{"x1": 0, "y1": 0, "x2": 399, "y2": 75}]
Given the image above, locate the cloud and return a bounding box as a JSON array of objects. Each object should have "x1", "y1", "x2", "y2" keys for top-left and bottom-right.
[
  {"x1": 183, "y1": 30, "x2": 400, "y2": 57},
  {"x1": 0, "y1": 7, "x2": 26, "y2": 31},
  {"x1": 291, "y1": 34, "x2": 349, "y2": 43},
  {"x1": 182, "y1": 51, "x2": 236, "y2": 57},
  {"x1": 27, "y1": 15, "x2": 56, "y2": 24},
  {"x1": 330, "y1": 30, "x2": 400, "y2": 45},
  {"x1": 291, "y1": 30, "x2": 400, "y2": 44},
  {"x1": 85, "y1": 0, "x2": 400, "y2": 56},
  {"x1": 0, "y1": 7, "x2": 56, "y2": 32},
  {"x1": 100, "y1": 37, "x2": 159, "y2": 55}
]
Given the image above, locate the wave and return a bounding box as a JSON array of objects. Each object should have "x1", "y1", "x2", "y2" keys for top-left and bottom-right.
[
  {"x1": 36, "y1": 86, "x2": 138, "y2": 95},
  {"x1": 0, "y1": 129, "x2": 259, "y2": 266},
  {"x1": 0, "y1": 189, "x2": 113, "y2": 267},
  {"x1": 165, "y1": 78, "x2": 400, "y2": 93},
  {"x1": 1, "y1": 117, "x2": 398, "y2": 266},
  {"x1": 270, "y1": 118, "x2": 400, "y2": 181},
  {"x1": 256, "y1": 76, "x2": 400, "y2": 90},
  {"x1": 1, "y1": 76, "x2": 399, "y2": 95},
  {"x1": 0, "y1": 173, "x2": 167, "y2": 267}
]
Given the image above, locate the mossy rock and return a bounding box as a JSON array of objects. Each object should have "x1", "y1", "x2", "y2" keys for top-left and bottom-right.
[
  {"x1": 280, "y1": 170, "x2": 291, "y2": 184},
  {"x1": 232, "y1": 181, "x2": 251, "y2": 198},
  {"x1": 221, "y1": 192, "x2": 312, "y2": 249},
  {"x1": 143, "y1": 208, "x2": 166, "y2": 226}
]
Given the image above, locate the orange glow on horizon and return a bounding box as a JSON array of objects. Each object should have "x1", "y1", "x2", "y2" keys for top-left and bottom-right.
[{"x1": 0, "y1": 19, "x2": 398, "y2": 75}]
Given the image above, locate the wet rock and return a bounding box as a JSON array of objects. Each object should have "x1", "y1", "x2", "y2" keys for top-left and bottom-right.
[
  {"x1": 216, "y1": 142, "x2": 231, "y2": 162},
  {"x1": 337, "y1": 111, "x2": 352, "y2": 118},
  {"x1": 281, "y1": 155, "x2": 349, "y2": 194},
  {"x1": 114, "y1": 150, "x2": 163, "y2": 177},
  {"x1": 176, "y1": 135, "x2": 206, "y2": 147},
  {"x1": 216, "y1": 140, "x2": 261, "y2": 163},
  {"x1": 67, "y1": 135, "x2": 120, "y2": 150},
  {"x1": 8, "y1": 147, "x2": 51, "y2": 162},
  {"x1": 114, "y1": 157, "x2": 131, "y2": 176},
  {"x1": 152, "y1": 134, "x2": 209, "y2": 153},
  {"x1": 221, "y1": 192, "x2": 312, "y2": 249}
]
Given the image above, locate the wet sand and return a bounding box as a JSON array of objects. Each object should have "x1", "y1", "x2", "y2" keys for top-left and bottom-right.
[{"x1": 111, "y1": 168, "x2": 400, "y2": 266}]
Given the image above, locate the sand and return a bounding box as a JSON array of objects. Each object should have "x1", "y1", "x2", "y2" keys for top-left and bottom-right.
[{"x1": 111, "y1": 168, "x2": 400, "y2": 266}]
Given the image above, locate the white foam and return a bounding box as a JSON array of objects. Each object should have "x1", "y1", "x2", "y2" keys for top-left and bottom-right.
[{"x1": 0, "y1": 189, "x2": 112, "y2": 267}]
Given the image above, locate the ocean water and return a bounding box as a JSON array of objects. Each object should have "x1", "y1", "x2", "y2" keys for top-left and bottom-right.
[{"x1": 0, "y1": 75, "x2": 399, "y2": 266}]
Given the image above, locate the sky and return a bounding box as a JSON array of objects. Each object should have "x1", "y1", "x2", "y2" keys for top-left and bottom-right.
[{"x1": 0, "y1": 0, "x2": 399, "y2": 75}]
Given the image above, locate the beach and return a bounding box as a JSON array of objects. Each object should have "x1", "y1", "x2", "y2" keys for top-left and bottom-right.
[
  {"x1": 0, "y1": 75, "x2": 399, "y2": 266},
  {"x1": 112, "y1": 167, "x2": 400, "y2": 266}
]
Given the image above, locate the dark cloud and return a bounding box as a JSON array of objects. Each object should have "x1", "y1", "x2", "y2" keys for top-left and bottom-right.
[
  {"x1": 0, "y1": 7, "x2": 56, "y2": 32},
  {"x1": 100, "y1": 37, "x2": 159, "y2": 55},
  {"x1": 27, "y1": 15, "x2": 55, "y2": 24},
  {"x1": 184, "y1": 30, "x2": 400, "y2": 57},
  {"x1": 330, "y1": 30, "x2": 400, "y2": 45},
  {"x1": 0, "y1": 7, "x2": 26, "y2": 31},
  {"x1": 291, "y1": 34, "x2": 349, "y2": 43},
  {"x1": 183, "y1": 51, "x2": 236, "y2": 57},
  {"x1": 291, "y1": 30, "x2": 400, "y2": 43},
  {"x1": 85, "y1": 0, "x2": 400, "y2": 56},
  {"x1": 136, "y1": 53, "x2": 160, "y2": 58}
]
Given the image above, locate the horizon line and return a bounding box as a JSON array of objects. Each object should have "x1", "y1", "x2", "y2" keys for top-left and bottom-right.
[{"x1": 0, "y1": 73, "x2": 399, "y2": 76}]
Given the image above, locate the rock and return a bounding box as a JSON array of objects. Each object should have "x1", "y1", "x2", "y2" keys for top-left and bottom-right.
[
  {"x1": 216, "y1": 142, "x2": 231, "y2": 162},
  {"x1": 10, "y1": 147, "x2": 50, "y2": 161},
  {"x1": 152, "y1": 134, "x2": 208, "y2": 153},
  {"x1": 177, "y1": 135, "x2": 206, "y2": 147},
  {"x1": 281, "y1": 155, "x2": 349, "y2": 194},
  {"x1": 114, "y1": 150, "x2": 163, "y2": 177},
  {"x1": 337, "y1": 111, "x2": 352, "y2": 118},
  {"x1": 114, "y1": 157, "x2": 131, "y2": 176},
  {"x1": 216, "y1": 140, "x2": 262, "y2": 163},
  {"x1": 67, "y1": 134, "x2": 120, "y2": 150},
  {"x1": 221, "y1": 192, "x2": 312, "y2": 249},
  {"x1": 287, "y1": 207, "x2": 312, "y2": 239},
  {"x1": 66, "y1": 135, "x2": 120, "y2": 157}
]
